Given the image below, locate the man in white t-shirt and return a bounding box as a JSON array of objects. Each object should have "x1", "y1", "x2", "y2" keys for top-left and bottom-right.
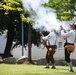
[
  {"x1": 40, "y1": 29, "x2": 57, "y2": 69},
  {"x1": 60, "y1": 22, "x2": 76, "y2": 72}
]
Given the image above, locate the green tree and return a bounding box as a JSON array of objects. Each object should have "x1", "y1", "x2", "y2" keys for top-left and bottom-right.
[
  {"x1": 45, "y1": 0, "x2": 76, "y2": 20},
  {"x1": 0, "y1": 0, "x2": 23, "y2": 58}
]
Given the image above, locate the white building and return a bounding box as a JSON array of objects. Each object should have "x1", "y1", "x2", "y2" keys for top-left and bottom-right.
[{"x1": 0, "y1": 33, "x2": 76, "y2": 60}]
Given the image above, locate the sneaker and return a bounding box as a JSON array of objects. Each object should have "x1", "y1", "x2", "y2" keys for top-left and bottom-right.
[
  {"x1": 67, "y1": 69, "x2": 74, "y2": 72},
  {"x1": 51, "y1": 66, "x2": 56, "y2": 69}
]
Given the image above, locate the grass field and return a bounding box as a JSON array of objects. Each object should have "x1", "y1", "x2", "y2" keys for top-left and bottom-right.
[{"x1": 0, "y1": 64, "x2": 76, "y2": 75}]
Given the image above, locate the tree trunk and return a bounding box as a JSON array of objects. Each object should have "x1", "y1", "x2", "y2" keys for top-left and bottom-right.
[
  {"x1": 3, "y1": 24, "x2": 15, "y2": 58},
  {"x1": 27, "y1": 24, "x2": 33, "y2": 64}
]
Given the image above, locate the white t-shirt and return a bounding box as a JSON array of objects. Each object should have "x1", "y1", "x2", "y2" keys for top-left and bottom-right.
[
  {"x1": 61, "y1": 30, "x2": 76, "y2": 44},
  {"x1": 42, "y1": 32, "x2": 57, "y2": 45}
]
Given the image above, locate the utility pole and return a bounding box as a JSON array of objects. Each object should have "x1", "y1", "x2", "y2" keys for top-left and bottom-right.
[{"x1": 22, "y1": 19, "x2": 24, "y2": 56}]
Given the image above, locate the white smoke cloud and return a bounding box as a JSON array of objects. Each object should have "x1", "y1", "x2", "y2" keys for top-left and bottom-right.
[{"x1": 22, "y1": 0, "x2": 65, "y2": 31}]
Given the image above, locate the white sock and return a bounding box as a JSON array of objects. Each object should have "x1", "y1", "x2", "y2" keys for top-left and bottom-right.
[
  {"x1": 46, "y1": 63, "x2": 49, "y2": 67},
  {"x1": 68, "y1": 62, "x2": 73, "y2": 70},
  {"x1": 52, "y1": 63, "x2": 55, "y2": 67}
]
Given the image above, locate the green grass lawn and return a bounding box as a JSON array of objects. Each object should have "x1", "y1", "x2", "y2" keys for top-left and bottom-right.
[{"x1": 0, "y1": 64, "x2": 76, "y2": 75}]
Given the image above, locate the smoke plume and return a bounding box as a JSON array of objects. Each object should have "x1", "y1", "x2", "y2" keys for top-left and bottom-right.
[{"x1": 22, "y1": 0, "x2": 66, "y2": 32}]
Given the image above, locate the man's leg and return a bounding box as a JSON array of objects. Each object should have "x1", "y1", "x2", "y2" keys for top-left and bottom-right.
[
  {"x1": 50, "y1": 54, "x2": 56, "y2": 69},
  {"x1": 45, "y1": 51, "x2": 50, "y2": 68},
  {"x1": 65, "y1": 48, "x2": 74, "y2": 72},
  {"x1": 68, "y1": 61, "x2": 74, "y2": 72}
]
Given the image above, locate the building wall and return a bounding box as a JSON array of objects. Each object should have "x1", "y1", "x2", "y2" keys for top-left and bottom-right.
[
  {"x1": 0, "y1": 33, "x2": 76, "y2": 60},
  {"x1": 12, "y1": 36, "x2": 76, "y2": 60},
  {"x1": 0, "y1": 34, "x2": 7, "y2": 54}
]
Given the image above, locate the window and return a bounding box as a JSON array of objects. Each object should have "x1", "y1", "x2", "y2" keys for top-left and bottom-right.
[{"x1": 58, "y1": 42, "x2": 62, "y2": 49}]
